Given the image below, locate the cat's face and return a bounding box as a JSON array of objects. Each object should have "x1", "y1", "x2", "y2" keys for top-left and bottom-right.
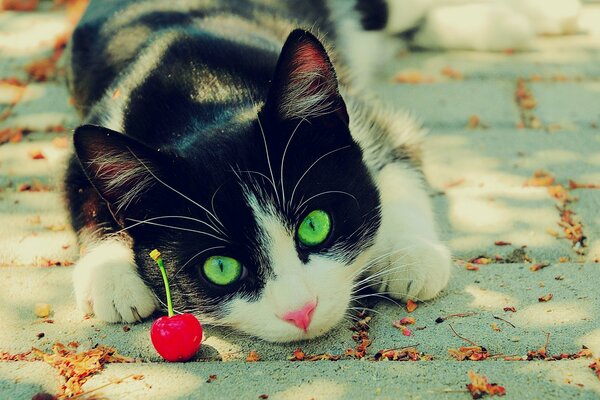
[{"x1": 74, "y1": 30, "x2": 381, "y2": 342}]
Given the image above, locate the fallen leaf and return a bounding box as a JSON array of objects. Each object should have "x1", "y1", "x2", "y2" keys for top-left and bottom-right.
[
  {"x1": 529, "y1": 263, "x2": 550, "y2": 272},
  {"x1": 32, "y1": 343, "x2": 134, "y2": 397},
  {"x1": 466, "y1": 370, "x2": 506, "y2": 398},
  {"x1": 406, "y1": 299, "x2": 418, "y2": 313},
  {"x1": 494, "y1": 241, "x2": 512, "y2": 246},
  {"x1": 246, "y1": 350, "x2": 261, "y2": 362},
  {"x1": 524, "y1": 170, "x2": 555, "y2": 187},
  {"x1": 374, "y1": 347, "x2": 432, "y2": 362},
  {"x1": 538, "y1": 293, "x2": 553, "y2": 302},
  {"x1": 449, "y1": 346, "x2": 489, "y2": 361},
  {"x1": 206, "y1": 374, "x2": 217, "y2": 383},
  {"x1": 569, "y1": 180, "x2": 600, "y2": 189},
  {"x1": 465, "y1": 263, "x2": 480, "y2": 271},
  {"x1": 503, "y1": 307, "x2": 517, "y2": 313}
]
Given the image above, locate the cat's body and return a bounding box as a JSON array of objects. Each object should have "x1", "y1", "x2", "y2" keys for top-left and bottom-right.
[{"x1": 66, "y1": 0, "x2": 452, "y2": 342}]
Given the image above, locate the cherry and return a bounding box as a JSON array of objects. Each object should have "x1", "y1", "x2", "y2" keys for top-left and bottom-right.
[{"x1": 149, "y1": 249, "x2": 202, "y2": 362}]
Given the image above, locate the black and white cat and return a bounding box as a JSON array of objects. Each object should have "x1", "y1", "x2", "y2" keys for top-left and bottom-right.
[{"x1": 65, "y1": 0, "x2": 452, "y2": 343}]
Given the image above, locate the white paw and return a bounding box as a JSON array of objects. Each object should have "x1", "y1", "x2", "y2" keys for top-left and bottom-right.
[
  {"x1": 371, "y1": 237, "x2": 452, "y2": 302},
  {"x1": 73, "y1": 240, "x2": 157, "y2": 323}
]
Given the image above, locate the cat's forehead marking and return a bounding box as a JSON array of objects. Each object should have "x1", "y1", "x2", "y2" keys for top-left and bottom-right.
[{"x1": 245, "y1": 191, "x2": 298, "y2": 277}]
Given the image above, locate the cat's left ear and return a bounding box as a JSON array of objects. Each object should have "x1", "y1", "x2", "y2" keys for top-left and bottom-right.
[{"x1": 265, "y1": 29, "x2": 349, "y2": 125}]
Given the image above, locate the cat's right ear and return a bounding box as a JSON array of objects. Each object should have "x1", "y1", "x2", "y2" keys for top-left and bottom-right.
[
  {"x1": 73, "y1": 124, "x2": 162, "y2": 215},
  {"x1": 264, "y1": 29, "x2": 349, "y2": 125}
]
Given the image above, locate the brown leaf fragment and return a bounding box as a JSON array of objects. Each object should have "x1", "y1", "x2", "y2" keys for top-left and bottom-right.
[
  {"x1": 289, "y1": 348, "x2": 305, "y2": 361},
  {"x1": 538, "y1": 293, "x2": 553, "y2": 302},
  {"x1": 589, "y1": 359, "x2": 600, "y2": 380},
  {"x1": 246, "y1": 350, "x2": 261, "y2": 362},
  {"x1": 569, "y1": 180, "x2": 600, "y2": 189},
  {"x1": 466, "y1": 370, "x2": 506, "y2": 399},
  {"x1": 258, "y1": 395, "x2": 269, "y2": 399},
  {"x1": 374, "y1": 347, "x2": 432, "y2": 362},
  {"x1": 449, "y1": 346, "x2": 490, "y2": 361},
  {"x1": 206, "y1": 374, "x2": 217, "y2": 383},
  {"x1": 406, "y1": 299, "x2": 418, "y2": 313},
  {"x1": 31, "y1": 342, "x2": 134, "y2": 397},
  {"x1": 503, "y1": 307, "x2": 517, "y2": 313},
  {"x1": 469, "y1": 256, "x2": 492, "y2": 265},
  {"x1": 524, "y1": 170, "x2": 555, "y2": 187},
  {"x1": 529, "y1": 263, "x2": 550, "y2": 272},
  {"x1": 494, "y1": 241, "x2": 512, "y2": 246},
  {"x1": 465, "y1": 263, "x2": 479, "y2": 271}
]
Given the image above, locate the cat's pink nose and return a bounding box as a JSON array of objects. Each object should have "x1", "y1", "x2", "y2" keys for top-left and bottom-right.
[{"x1": 282, "y1": 301, "x2": 317, "y2": 332}]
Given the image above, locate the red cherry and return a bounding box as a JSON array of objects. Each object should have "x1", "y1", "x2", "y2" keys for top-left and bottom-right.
[{"x1": 150, "y1": 313, "x2": 202, "y2": 362}]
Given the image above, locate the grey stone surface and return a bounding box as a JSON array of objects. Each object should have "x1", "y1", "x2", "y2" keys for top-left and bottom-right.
[
  {"x1": 531, "y1": 82, "x2": 600, "y2": 127},
  {"x1": 374, "y1": 80, "x2": 520, "y2": 129}
]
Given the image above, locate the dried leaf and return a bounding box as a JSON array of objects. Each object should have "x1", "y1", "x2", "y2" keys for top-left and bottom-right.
[
  {"x1": 529, "y1": 263, "x2": 550, "y2": 272},
  {"x1": 246, "y1": 350, "x2": 261, "y2": 362},
  {"x1": 32, "y1": 343, "x2": 134, "y2": 397},
  {"x1": 524, "y1": 170, "x2": 555, "y2": 187},
  {"x1": 374, "y1": 347, "x2": 432, "y2": 362},
  {"x1": 466, "y1": 370, "x2": 506, "y2": 398},
  {"x1": 538, "y1": 293, "x2": 553, "y2": 302},
  {"x1": 503, "y1": 307, "x2": 517, "y2": 313},
  {"x1": 494, "y1": 241, "x2": 512, "y2": 246},
  {"x1": 449, "y1": 346, "x2": 489, "y2": 361},
  {"x1": 406, "y1": 299, "x2": 418, "y2": 313}
]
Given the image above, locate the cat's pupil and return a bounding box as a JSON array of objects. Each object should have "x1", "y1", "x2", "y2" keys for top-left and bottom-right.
[
  {"x1": 219, "y1": 260, "x2": 224, "y2": 272},
  {"x1": 309, "y1": 220, "x2": 316, "y2": 231}
]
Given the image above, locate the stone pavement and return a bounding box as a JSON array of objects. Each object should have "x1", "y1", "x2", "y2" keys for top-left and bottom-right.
[{"x1": 1, "y1": 2, "x2": 599, "y2": 399}]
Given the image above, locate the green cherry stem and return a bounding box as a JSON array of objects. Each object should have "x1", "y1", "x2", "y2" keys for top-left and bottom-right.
[{"x1": 150, "y1": 249, "x2": 174, "y2": 317}]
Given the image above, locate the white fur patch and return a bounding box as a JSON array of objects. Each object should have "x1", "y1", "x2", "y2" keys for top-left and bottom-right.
[
  {"x1": 72, "y1": 239, "x2": 157, "y2": 322},
  {"x1": 368, "y1": 163, "x2": 452, "y2": 301},
  {"x1": 222, "y1": 193, "x2": 363, "y2": 342}
]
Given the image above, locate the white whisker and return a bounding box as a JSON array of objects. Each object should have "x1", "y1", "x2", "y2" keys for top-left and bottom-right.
[
  {"x1": 296, "y1": 190, "x2": 359, "y2": 214},
  {"x1": 279, "y1": 118, "x2": 306, "y2": 212},
  {"x1": 129, "y1": 148, "x2": 226, "y2": 231},
  {"x1": 288, "y1": 145, "x2": 351, "y2": 211},
  {"x1": 126, "y1": 218, "x2": 228, "y2": 242},
  {"x1": 256, "y1": 115, "x2": 281, "y2": 205},
  {"x1": 175, "y1": 245, "x2": 227, "y2": 277}
]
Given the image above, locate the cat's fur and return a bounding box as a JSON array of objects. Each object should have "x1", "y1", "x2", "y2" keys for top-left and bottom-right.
[{"x1": 65, "y1": 0, "x2": 452, "y2": 342}]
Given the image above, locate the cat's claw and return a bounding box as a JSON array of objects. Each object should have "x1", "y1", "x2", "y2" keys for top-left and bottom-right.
[{"x1": 73, "y1": 240, "x2": 157, "y2": 323}]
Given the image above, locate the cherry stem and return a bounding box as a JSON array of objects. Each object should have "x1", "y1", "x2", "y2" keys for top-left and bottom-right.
[{"x1": 150, "y1": 249, "x2": 174, "y2": 317}]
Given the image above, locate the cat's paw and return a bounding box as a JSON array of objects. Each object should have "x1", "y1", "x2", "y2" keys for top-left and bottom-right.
[
  {"x1": 372, "y1": 237, "x2": 452, "y2": 302},
  {"x1": 73, "y1": 241, "x2": 157, "y2": 323}
]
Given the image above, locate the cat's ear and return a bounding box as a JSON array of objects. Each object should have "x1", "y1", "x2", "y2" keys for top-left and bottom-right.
[
  {"x1": 265, "y1": 29, "x2": 349, "y2": 124},
  {"x1": 73, "y1": 124, "x2": 162, "y2": 215}
]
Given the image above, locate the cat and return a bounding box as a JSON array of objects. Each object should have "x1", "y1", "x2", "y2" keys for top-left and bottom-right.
[{"x1": 65, "y1": 0, "x2": 452, "y2": 343}]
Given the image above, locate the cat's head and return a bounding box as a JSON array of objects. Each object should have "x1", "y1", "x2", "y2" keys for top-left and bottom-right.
[{"x1": 74, "y1": 29, "x2": 381, "y2": 342}]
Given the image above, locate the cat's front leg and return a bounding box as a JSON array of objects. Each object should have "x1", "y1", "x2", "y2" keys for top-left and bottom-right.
[
  {"x1": 72, "y1": 238, "x2": 157, "y2": 322},
  {"x1": 367, "y1": 163, "x2": 452, "y2": 301}
]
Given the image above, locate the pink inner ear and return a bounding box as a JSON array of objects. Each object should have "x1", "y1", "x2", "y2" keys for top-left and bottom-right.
[{"x1": 292, "y1": 42, "x2": 330, "y2": 75}]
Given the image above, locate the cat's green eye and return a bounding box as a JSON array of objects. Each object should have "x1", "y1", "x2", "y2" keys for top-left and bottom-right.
[
  {"x1": 297, "y1": 209, "x2": 331, "y2": 247},
  {"x1": 203, "y1": 256, "x2": 242, "y2": 286}
]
